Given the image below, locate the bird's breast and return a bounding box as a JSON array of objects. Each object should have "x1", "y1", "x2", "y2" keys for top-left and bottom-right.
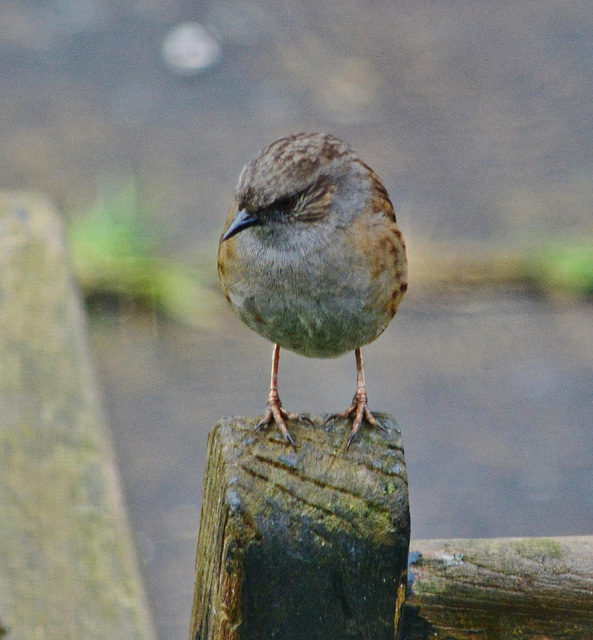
[{"x1": 219, "y1": 230, "x2": 399, "y2": 358}]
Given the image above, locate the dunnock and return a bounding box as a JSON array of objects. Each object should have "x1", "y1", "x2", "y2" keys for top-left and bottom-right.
[{"x1": 218, "y1": 133, "x2": 407, "y2": 447}]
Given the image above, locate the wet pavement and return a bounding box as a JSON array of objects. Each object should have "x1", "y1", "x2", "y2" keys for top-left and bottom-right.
[{"x1": 90, "y1": 292, "x2": 593, "y2": 640}]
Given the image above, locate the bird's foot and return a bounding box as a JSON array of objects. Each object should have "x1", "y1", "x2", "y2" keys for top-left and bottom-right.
[
  {"x1": 327, "y1": 393, "x2": 387, "y2": 448},
  {"x1": 256, "y1": 400, "x2": 312, "y2": 450}
]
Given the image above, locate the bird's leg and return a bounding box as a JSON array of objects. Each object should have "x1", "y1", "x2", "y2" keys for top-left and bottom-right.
[
  {"x1": 256, "y1": 344, "x2": 307, "y2": 449},
  {"x1": 337, "y1": 348, "x2": 387, "y2": 448}
]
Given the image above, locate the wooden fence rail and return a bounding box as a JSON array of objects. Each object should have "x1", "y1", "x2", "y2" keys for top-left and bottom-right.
[
  {"x1": 403, "y1": 535, "x2": 593, "y2": 639},
  {"x1": 191, "y1": 416, "x2": 593, "y2": 639},
  {"x1": 0, "y1": 193, "x2": 157, "y2": 640}
]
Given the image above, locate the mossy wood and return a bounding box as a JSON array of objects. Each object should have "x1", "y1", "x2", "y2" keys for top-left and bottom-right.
[
  {"x1": 0, "y1": 193, "x2": 157, "y2": 640},
  {"x1": 403, "y1": 536, "x2": 593, "y2": 639},
  {"x1": 189, "y1": 414, "x2": 410, "y2": 640}
]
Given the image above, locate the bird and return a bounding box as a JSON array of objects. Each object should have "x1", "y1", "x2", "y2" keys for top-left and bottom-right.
[{"x1": 218, "y1": 133, "x2": 407, "y2": 448}]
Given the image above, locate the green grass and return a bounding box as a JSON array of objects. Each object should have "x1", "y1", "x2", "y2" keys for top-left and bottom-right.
[
  {"x1": 68, "y1": 182, "x2": 593, "y2": 320},
  {"x1": 525, "y1": 239, "x2": 593, "y2": 298},
  {"x1": 411, "y1": 236, "x2": 593, "y2": 300},
  {"x1": 68, "y1": 180, "x2": 221, "y2": 327}
]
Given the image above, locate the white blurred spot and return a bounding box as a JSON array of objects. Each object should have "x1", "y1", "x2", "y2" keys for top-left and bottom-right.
[{"x1": 162, "y1": 22, "x2": 221, "y2": 75}]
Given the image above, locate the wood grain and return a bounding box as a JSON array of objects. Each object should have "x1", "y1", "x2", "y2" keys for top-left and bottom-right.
[{"x1": 403, "y1": 536, "x2": 593, "y2": 639}]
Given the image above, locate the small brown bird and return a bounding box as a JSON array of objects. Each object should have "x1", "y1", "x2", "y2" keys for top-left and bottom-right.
[{"x1": 218, "y1": 133, "x2": 407, "y2": 447}]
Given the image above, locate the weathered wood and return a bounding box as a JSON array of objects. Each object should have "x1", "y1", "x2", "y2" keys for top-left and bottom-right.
[
  {"x1": 0, "y1": 193, "x2": 157, "y2": 640},
  {"x1": 403, "y1": 536, "x2": 593, "y2": 639},
  {"x1": 189, "y1": 414, "x2": 410, "y2": 640}
]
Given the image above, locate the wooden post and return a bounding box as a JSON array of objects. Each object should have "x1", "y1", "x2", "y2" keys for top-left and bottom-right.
[
  {"x1": 0, "y1": 193, "x2": 157, "y2": 640},
  {"x1": 403, "y1": 536, "x2": 593, "y2": 639},
  {"x1": 189, "y1": 414, "x2": 410, "y2": 640}
]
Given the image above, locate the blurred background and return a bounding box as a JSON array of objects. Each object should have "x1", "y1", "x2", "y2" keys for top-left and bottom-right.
[{"x1": 2, "y1": 1, "x2": 593, "y2": 638}]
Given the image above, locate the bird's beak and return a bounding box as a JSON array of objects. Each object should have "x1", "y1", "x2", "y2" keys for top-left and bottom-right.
[{"x1": 221, "y1": 208, "x2": 260, "y2": 242}]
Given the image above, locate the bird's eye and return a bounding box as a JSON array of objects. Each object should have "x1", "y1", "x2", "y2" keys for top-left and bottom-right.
[{"x1": 273, "y1": 193, "x2": 299, "y2": 214}]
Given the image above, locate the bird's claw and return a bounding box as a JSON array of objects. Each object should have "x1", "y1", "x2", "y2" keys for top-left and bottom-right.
[
  {"x1": 326, "y1": 394, "x2": 387, "y2": 449},
  {"x1": 256, "y1": 401, "x2": 310, "y2": 450}
]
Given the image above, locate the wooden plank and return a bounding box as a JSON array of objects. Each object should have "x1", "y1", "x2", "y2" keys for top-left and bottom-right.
[
  {"x1": 0, "y1": 193, "x2": 158, "y2": 640},
  {"x1": 403, "y1": 536, "x2": 593, "y2": 639},
  {"x1": 189, "y1": 414, "x2": 410, "y2": 640}
]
